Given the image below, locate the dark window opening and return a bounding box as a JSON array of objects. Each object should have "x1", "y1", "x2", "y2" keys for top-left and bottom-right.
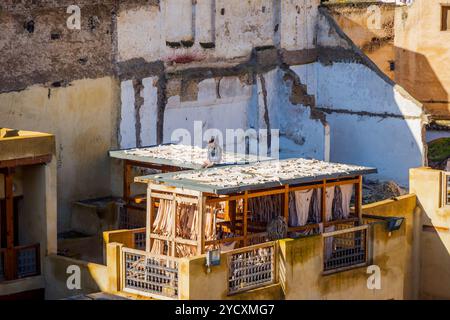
[{"x1": 441, "y1": 6, "x2": 450, "y2": 31}]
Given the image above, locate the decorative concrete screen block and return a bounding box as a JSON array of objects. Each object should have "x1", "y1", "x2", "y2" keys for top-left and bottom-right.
[
  {"x1": 165, "y1": 0, "x2": 194, "y2": 44},
  {"x1": 120, "y1": 80, "x2": 137, "y2": 149},
  {"x1": 196, "y1": 0, "x2": 215, "y2": 45}
]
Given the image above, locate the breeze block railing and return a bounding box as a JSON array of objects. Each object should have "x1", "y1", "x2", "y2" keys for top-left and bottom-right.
[
  {"x1": 227, "y1": 242, "x2": 277, "y2": 295},
  {"x1": 122, "y1": 247, "x2": 179, "y2": 299}
]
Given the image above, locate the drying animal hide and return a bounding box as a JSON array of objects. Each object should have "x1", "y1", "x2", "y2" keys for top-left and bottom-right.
[
  {"x1": 332, "y1": 186, "x2": 344, "y2": 221},
  {"x1": 248, "y1": 195, "x2": 283, "y2": 223},
  {"x1": 308, "y1": 188, "x2": 322, "y2": 224},
  {"x1": 150, "y1": 200, "x2": 221, "y2": 258}
]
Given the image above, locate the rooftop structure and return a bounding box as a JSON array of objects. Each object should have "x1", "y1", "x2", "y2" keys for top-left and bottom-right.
[
  {"x1": 136, "y1": 158, "x2": 377, "y2": 195},
  {"x1": 110, "y1": 144, "x2": 267, "y2": 170}
]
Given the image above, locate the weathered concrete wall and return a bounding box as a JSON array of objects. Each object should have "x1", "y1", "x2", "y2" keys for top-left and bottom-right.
[
  {"x1": 325, "y1": 1, "x2": 450, "y2": 120},
  {"x1": 0, "y1": 77, "x2": 119, "y2": 231},
  {"x1": 279, "y1": 219, "x2": 407, "y2": 300},
  {"x1": 0, "y1": 0, "x2": 428, "y2": 235},
  {"x1": 0, "y1": 1, "x2": 114, "y2": 93},
  {"x1": 394, "y1": 0, "x2": 450, "y2": 119},
  {"x1": 326, "y1": 2, "x2": 396, "y2": 79},
  {"x1": 44, "y1": 254, "x2": 109, "y2": 300},
  {"x1": 316, "y1": 7, "x2": 425, "y2": 186},
  {"x1": 362, "y1": 194, "x2": 419, "y2": 299},
  {"x1": 409, "y1": 167, "x2": 450, "y2": 299}
]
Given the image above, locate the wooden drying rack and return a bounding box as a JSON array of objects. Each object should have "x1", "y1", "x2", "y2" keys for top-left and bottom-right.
[{"x1": 143, "y1": 175, "x2": 363, "y2": 257}]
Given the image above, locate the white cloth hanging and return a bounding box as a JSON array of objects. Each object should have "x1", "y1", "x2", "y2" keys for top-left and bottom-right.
[
  {"x1": 326, "y1": 187, "x2": 335, "y2": 222},
  {"x1": 340, "y1": 184, "x2": 354, "y2": 219},
  {"x1": 289, "y1": 189, "x2": 313, "y2": 227}
]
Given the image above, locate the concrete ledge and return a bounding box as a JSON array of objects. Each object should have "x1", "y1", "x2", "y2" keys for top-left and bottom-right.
[{"x1": 0, "y1": 275, "x2": 44, "y2": 297}]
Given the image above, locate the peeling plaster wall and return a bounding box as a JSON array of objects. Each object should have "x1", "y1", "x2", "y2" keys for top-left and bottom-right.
[
  {"x1": 116, "y1": 0, "x2": 319, "y2": 66},
  {"x1": 118, "y1": 67, "x2": 329, "y2": 160},
  {"x1": 263, "y1": 66, "x2": 328, "y2": 160},
  {"x1": 325, "y1": 2, "x2": 396, "y2": 80},
  {"x1": 0, "y1": 0, "x2": 428, "y2": 233},
  {"x1": 163, "y1": 76, "x2": 253, "y2": 152},
  {"x1": 116, "y1": 4, "x2": 162, "y2": 63},
  {"x1": 0, "y1": 77, "x2": 119, "y2": 231},
  {"x1": 316, "y1": 8, "x2": 425, "y2": 186}
]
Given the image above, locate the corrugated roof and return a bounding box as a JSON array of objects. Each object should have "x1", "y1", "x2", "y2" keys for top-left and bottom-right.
[{"x1": 135, "y1": 158, "x2": 377, "y2": 195}]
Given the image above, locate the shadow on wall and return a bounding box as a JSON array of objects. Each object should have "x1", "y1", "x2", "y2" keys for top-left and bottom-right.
[
  {"x1": 395, "y1": 47, "x2": 449, "y2": 119},
  {"x1": 318, "y1": 7, "x2": 425, "y2": 187},
  {"x1": 330, "y1": 8, "x2": 395, "y2": 79},
  {"x1": 329, "y1": 6, "x2": 448, "y2": 119},
  {"x1": 410, "y1": 168, "x2": 450, "y2": 300}
]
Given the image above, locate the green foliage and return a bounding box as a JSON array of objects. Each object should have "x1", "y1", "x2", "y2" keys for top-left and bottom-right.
[{"x1": 428, "y1": 138, "x2": 450, "y2": 162}]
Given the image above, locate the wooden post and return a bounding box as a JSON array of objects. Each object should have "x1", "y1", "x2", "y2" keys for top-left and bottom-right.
[
  {"x1": 197, "y1": 194, "x2": 205, "y2": 254},
  {"x1": 243, "y1": 191, "x2": 248, "y2": 247},
  {"x1": 284, "y1": 185, "x2": 289, "y2": 224},
  {"x1": 356, "y1": 175, "x2": 363, "y2": 223},
  {"x1": 123, "y1": 161, "x2": 131, "y2": 203},
  {"x1": 321, "y1": 180, "x2": 327, "y2": 227},
  {"x1": 229, "y1": 200, "x2": 237, "y2": 234},
  {"x1": 146, "y1": 186, "x2": 152, "y2": 253},
  {"x1": 4, "y1": 168, "x2": 15, "y2": 280},
  {"x1": 172, "y1": 192, "x2": 177, "y2": 258}
]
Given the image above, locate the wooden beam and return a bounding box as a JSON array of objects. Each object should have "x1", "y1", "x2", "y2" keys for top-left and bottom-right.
[
  {"x1": 243, "y1": 191, "x2": 249, "y2": 247},
  {"x1": 197, "y1": 194, "x2": 205, "y2": 255},
  {"x1": 321, "y1": 180, "x2": 327, "y2": 226},
  {"x1": 124, "y1": 159, "x2": 184, "y2": 173},
  {"x1": 284, "y1": 185, "x2": 289, "y2": 223},
  {"x1": 4, "y1": 168, "x2": 15, "y2": 280},
  {"x1": 123, "y1": 161, "x2": 131, "y2": 204},
  {"x1": 172, "y1": 192, "x2": 177, "y2": 258},
  {"x1": 0, "y1": 154, "x2": 52, "y2": 169},
  {"x1": 356, "y1": 176, "x2": 363, "y2": 222},
  {"x1": 146, "y1": 187, "x2": 152, "y2": 253}
]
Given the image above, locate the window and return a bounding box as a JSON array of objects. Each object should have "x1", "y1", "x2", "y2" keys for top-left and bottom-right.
[
  {"x1": 442, "y1": 172, "x2": 450, "y2": 207},
  {"x1": 441, "y1": 6, "x2": 450, "y2": 31}
]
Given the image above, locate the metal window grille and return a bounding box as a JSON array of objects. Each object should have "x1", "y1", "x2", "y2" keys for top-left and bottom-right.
[
  {"x1": 133, "y1": 230, "x2": 146, "y2": 250},
  {"x1": 323, "y1": 226, "x2": 368, "y2": 274},
  {"x1": 443, "y1": 172, "x2": 450, "y2": 206},
  {"x1": 123, "y1": 248, "x2": 179, "y2": 299},
  {"x1": 227, "y1": 242, "x2": 276, "y2": 295},
  {"x1": 16, "y1": 245, "x2": 40, "y2": 278}
]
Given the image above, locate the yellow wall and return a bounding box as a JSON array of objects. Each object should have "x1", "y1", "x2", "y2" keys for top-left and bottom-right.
[
  {"x1": 0, "y1": 77, "x2": 120, "y2": 230},
  {"x1": 395, "y1": 1, "x2": 450, "y2": 119},
  {"x1": 278, "y1": 222, "x2": 408, "y2": 300},
  {"x1": 362, "y1": 194, "x2": 419, "y2": 299},
  {"x1": 176, "y1": 194, "x2": 415, "y2": 301},
  {"x1": 410, "y1": 167, "x2": 450, "y2": 299}
]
